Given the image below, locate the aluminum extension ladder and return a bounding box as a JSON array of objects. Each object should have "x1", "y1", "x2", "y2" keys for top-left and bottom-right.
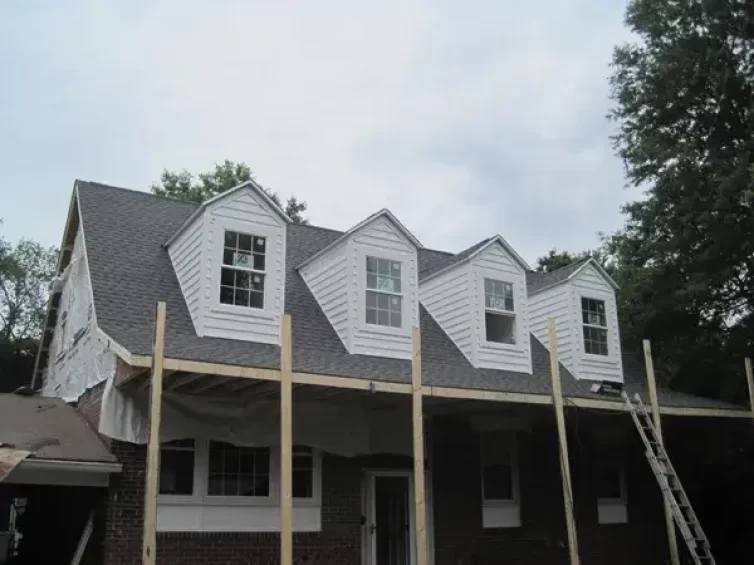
[{"x1": 622, "y1": 391, "x2": 716, "y2": 565}]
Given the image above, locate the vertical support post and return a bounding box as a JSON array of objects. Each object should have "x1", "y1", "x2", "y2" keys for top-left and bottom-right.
[
  {"x1": 643, "y1": 339, "x2": 680, "y2": 565},
  {"x1": 280, "y1": 314, "x2": 293, "y2": 565},
  {"x1": 548, "y1": 318, "x2": 580, "y2": 565},
  {"x1": 745, "y1": 358, "x2": 754, "y2": 421},
  {"x1": 412, "y1": 327, "x2": 428, "y2": 565},
  {"x1": 143, "y1": 301, "x2": 167, "y2": 565}
]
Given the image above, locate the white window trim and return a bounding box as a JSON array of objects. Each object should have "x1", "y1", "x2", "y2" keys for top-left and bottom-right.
[
  {"x1": 356, "y1": 247, "x2": 413, "y2": 337},
  {"x1": 480, "y1": 432, "x2": 521, "y2": 528},
  {"x1": 597, "y1": 466, "x2": 628, "y2": 525},
  {"x1": 478, "y1": 273, "x2": 521, "y2": 350},
  {"x1": 580, "y1": 294, "x2": 611, "y2": 360},
  {"x1": 158, "y1": 439, "x2": 322, "y2": 531},
  {"x1": 209, "y1": 220, "x2": 279, "y2": 319}
]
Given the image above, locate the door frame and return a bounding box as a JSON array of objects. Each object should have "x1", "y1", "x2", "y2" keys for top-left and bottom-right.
[{"x1": 362, "y1": 469, "x2": 434, "y2": 565}]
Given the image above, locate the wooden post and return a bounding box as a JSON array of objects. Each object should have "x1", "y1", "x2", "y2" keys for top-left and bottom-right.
[
  {"x1": 548, "y1": 318, "x2": 580, "y2": 565},
  {"x1": 644, "y1": 339, "x2": 680, "y2": 565},
  {"x1": 412, "y1": 327, "x2": 428, "y2": 565},
  {"x1": 280, "y1": 314, "x2": 293, "y2": 565},
  {"x1": 142, "y1": 301, "x2": 167, "y2": 565},
  {"x1": 745, "y1": 358, "x2": 754, "y2": 421}
]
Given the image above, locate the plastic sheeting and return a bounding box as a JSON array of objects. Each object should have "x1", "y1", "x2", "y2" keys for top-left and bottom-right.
[{"x1": 100, "y1": 375, "x2": 413, "y2": 457}]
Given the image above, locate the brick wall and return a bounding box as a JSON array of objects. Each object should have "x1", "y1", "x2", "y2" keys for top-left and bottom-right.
[{"x1": 98, "y1": 410, "x2": 674, "y2": 565}]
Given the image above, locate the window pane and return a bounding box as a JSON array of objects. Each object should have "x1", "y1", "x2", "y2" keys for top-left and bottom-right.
[
  {"x1": 220, "y1": 286, "x2": 234, "y2": 305},
  {"x1": 584, "y1": 326, "x2": 608, "y2": 356},
  {"x1": 377, "y1": 310, "x2": 389, "y2": 326},
  {"x1": 234, "y1": 289, "x2": 250, "y2": 307},
  {"x1": 225, "y1": 231, "x2": 237, "y2": 247},
  {"x1": 159, "y1": 449, "x2": 194, "y2": 495},
  {"x1": 223, "y1": 249, "x2": 235, "y2": 266},
  {"x1": 253, "y1": 236, "x2": 266, "y2": 254},
  {"x1": 253, "y1": 253, "x2": 266, "y2": 271},
  {"x1": 367, "y1": 273, "x2": 377, "y2": 289},
  {"x1": 366, "y1": 308, "x2": 377, "y2": 324},
  {"x1": 250, "y1": 291, "x2": 263, "y2": 309},
  {"x1": 483, "y1": 464, "x2": 513, "y2": 500},
  {"x1": 208, "y1": 443, "x2": 270, "y2": 497},
  {"x1": 391, "y1": 261, "x2": 401, "y2": 278},
  {"x1": 484, "y1": 278, "x2": 514, "y2": 312},
  {"x1": 366, "y1": 256, "x2": 377, "y2": 274},
  {"x1": 251, "y1": 274, "x2": 265, "y2": 292},
  {"x1": 293, "y1": 469, "x2": 313, "y2": 498},
  {"x1": 485, "y1": 312, "x2": 516, "y2": 344},
  {"x1": 377, "y1": 293, "x2": 389, "y2": 309},
  {"x1": 238, "y1": 233, "x2": 253, "y2": 252},
  {"x1": 366, "y1": 291, "x2": 377, "y2": 308},
  {"x1": 234, "y1": 252, "x2": 253, "y2": 269},
  {"x1": 221, "y1": 268, "x2": 234, "y2": 286},
  {"x1": 390, "y1": 312, "x2": 402, "y2": 328}
]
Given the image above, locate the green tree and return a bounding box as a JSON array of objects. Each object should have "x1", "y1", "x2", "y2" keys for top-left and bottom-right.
[
  {"x1": 608, "y1": 0, "x2": 754, "y2": 398},
  {"x1": 152, "y1": 160, "x2": 308, "y2": 223},
  {"x1": 535, "y1": 249, "x2": 593, "y2": 272}
]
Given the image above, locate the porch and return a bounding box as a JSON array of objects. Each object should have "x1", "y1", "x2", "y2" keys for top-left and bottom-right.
[{"x1": 107, "y1": 303, "x2": 754, "y2": 565}]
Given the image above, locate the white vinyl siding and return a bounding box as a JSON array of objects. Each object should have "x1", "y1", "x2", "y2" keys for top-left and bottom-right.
[
  {"x1": 419, "y1": 265, "x2": 473, "y2": 363},
  {"x1": 528, "y1": 284, "x2": 573, "y2": 370},
  {"x1": 168, "y1": 215, "x2": 205, "y2": 333},
  {"x1": 469, "y1": 245, "x2": 531, "y2": 373}
]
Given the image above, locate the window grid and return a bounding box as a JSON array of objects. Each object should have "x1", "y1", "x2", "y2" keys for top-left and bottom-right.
[
  {"x1": 582, "y1": 297, "x2": 608, "y2": 356},
  {"x1": 292, "y1": 446, "x2": 314, "y2": 498},
  {"x1": 484, "y1": 279, "x2": 514, "y2": 312},
  {"x1": 484, "y1": 279, "x2": 516, "y2": 344},
  {"x1": 365, "y1": 256, "x2": 403, "y2": 328},
  {"x1": 159, "y1": 439, "x2": 195, "y2": 495},
  {"x1": 220, "y1": 230, "x2": 266, "y2": 309},
  {"x1": 481, "y1": 432, "x2": 516, "y2": 502},
  {"x1": 208, "y1": 441, "x2": 270, "y2": 497}
]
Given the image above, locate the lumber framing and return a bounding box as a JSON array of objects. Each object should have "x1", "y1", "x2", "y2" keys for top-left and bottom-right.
[
  {"x1": 280, "y1": 314, "x2": 293, "y2": 565},
  {"x1": 548, "y1": 318, "x2": 580, "y2": 565},
  {"x1": 411, "y1": 327, "x2": 428, "y2": 565},
  {"x1": 143, "y1": 301, "x2": 166, "y2": 565},
  {"x1": 644, "y1": 340, "x2": 680, "y2": 565},
  {"x1": 114, "y1": 345, "x2": 753, "y2": 419}
]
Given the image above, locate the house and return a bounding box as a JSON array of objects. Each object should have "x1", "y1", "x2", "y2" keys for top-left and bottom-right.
[{"x1": 34, "y1": 179, "x2": 754, "y2": 565}]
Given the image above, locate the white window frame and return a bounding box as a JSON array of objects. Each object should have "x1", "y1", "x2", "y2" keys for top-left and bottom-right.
[
  {"x1": 597, "y1": 465, "x2": 628, "y2": 524},
  {"x1": 357, "y1": 248, "x2": 413, "y2": 337},
  {"x1": 480, "y1": 431, "x2": 521, "y2": 528},
  {"x1": 157, "y1": 439, "x2": 322, "y2": 531},
  {"x1": 365, "y1": 255, "x2": 403, "y2": 329},
  {"x1": 209, "y1": 220, "x2": 279, "y2": 319},
  {"x1": 482, "y1": 277, "x2": 518, "y2": 348},
  {"x1": 219, "y1": 229, "x2": 268, "y2": 311},
  {"x1": 581, "y1": 296, "x2": 609, "y2": 357}
]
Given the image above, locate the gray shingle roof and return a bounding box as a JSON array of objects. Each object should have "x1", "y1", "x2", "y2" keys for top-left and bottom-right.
[
  {"x1": 526, "y1": 259, "x2": 590, "y2": 294},
  {"x1": 75, "y1": 181, "x2": 744, "y2": 412},
  {"x1": 419, "y1": 238, "x2": 492, "y2": 280}
]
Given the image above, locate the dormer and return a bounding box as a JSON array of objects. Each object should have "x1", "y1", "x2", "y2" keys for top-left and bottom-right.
[
  {"x1": 298, "y1": 210, "x2": 421, "y2": 360},
  {"x1": 419, "y1": 236, "x2": 532, "y2": 373},
  {"x1": 165, "y1": 181, "x2": 290, "y2": 345},
  {"x1": 527, "y1": 259, "x2": 622, "y2": 382}
]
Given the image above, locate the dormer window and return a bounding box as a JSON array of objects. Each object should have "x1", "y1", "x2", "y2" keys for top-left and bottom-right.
[
  {"x1": 484, "y1": 278, "x2": 515, "y2": 344},
  {"x1": 365, "y1": 256, "x2": 402, "y2": 328},
  {"x1": 582, "y1": 297, "x2": 608, "y2": 356},
  {"x1": 220, "y1": 230, "x2": 266, "y2": 309}
]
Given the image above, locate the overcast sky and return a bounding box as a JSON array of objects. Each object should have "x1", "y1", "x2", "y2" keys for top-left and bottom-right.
[{"x1": 0, "y1": 1, "x2": 641, "y2": 264}]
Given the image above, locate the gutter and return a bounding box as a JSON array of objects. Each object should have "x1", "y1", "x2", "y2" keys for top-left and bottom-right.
[{"x1": 17, "y1": 458, "x2": 122, "y2": 474}]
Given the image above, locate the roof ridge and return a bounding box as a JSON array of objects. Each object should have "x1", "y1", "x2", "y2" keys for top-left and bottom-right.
[{"x1": 533, "y1": 256, "x2": 590, "y2": 275}]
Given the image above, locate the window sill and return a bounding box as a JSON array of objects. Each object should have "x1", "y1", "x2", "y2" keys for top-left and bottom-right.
[
  {"x1": 158, "y1": 495, "x2": 321, "y2": 507},
  {"x1": 210, "y1": 302, "x2": 276, "y2": 320},
  {"x1": 482, "y1": 340, "x2": 521, "y2": 351},
  {"x1": 360, "y1": 322, "x2": 411, "y2": 338}
]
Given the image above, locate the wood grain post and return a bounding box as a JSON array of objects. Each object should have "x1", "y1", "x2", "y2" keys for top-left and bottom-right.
[
  {"x1": 142, "y1": 301, "x2": 167, "y2": 565},
  {"x1": 644, "y1": 339, "x2": 680, "y2": 565},
  {"x1": 280, "y1": 314, "x2": 293, "y2": 565},
  {"x1": 548, "y1": 318, "x2": 580, "y2": 565},
  {"x1": 745, "y1": 358, "x2": 754, "y2": 422},
  {"x1": 412, "y1": 327, "x2": 428, "y2": 565}
]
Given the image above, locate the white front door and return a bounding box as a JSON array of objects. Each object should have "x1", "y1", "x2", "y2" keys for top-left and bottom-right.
[{"x1": 364, "y1": 471, "x2": 416, "y2": 565}]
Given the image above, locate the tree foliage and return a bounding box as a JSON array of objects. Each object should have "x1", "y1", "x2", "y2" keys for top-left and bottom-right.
[
  {"x1": 600, "y1": 0, "x2": 753, "y2": 398},
  {"x1": 151, "y1": 160, "x2": 308, "y2": 223},
  {"x1": 536, "y1": 249, "x2": 594, "y2": 272}
]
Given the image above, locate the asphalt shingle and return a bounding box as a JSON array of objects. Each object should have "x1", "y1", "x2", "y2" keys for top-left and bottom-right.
[{"x1": 75, "y1": 181, "x2": 744, "y2": 412}]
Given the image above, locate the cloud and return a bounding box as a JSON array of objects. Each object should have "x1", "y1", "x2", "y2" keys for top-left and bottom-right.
[{"x1": 0, "y1": 0, "x2": 638, "y2": 264}]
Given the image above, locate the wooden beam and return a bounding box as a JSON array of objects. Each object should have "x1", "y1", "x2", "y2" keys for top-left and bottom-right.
[
  {"x1": 548, "y1": 318, "x2": 580, "y2": 565},
  {"x1": 71, "y1": 510, "x2": 95, "y2": 565},
  {"x1": 644, "y1": 339, "x2": 679, "y2": 565},
  {"x1": 412, "y1": 326, "x2": 428, "y2": 565},
  {"x1": 143, "y1": 301, "x2": 166, "y2": 565},
  {"x1": 745, "y1": 357, "x2": 754, "y2": 421},
  {"x1": 163, "y1": 358, "x2": 281, "y2": 381},
  {"x1": 293, "y1": 372, "x2": 411, "y2": 394},
  {"x1": 280, "y1": 314, "x2": 293, "y2": 565},
  {"x1": 164, "y1": 372, "x2": 205, "y2": 391},
  {"x1": 424, "y1": 385, "x2": 551, "y2": 405}
]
